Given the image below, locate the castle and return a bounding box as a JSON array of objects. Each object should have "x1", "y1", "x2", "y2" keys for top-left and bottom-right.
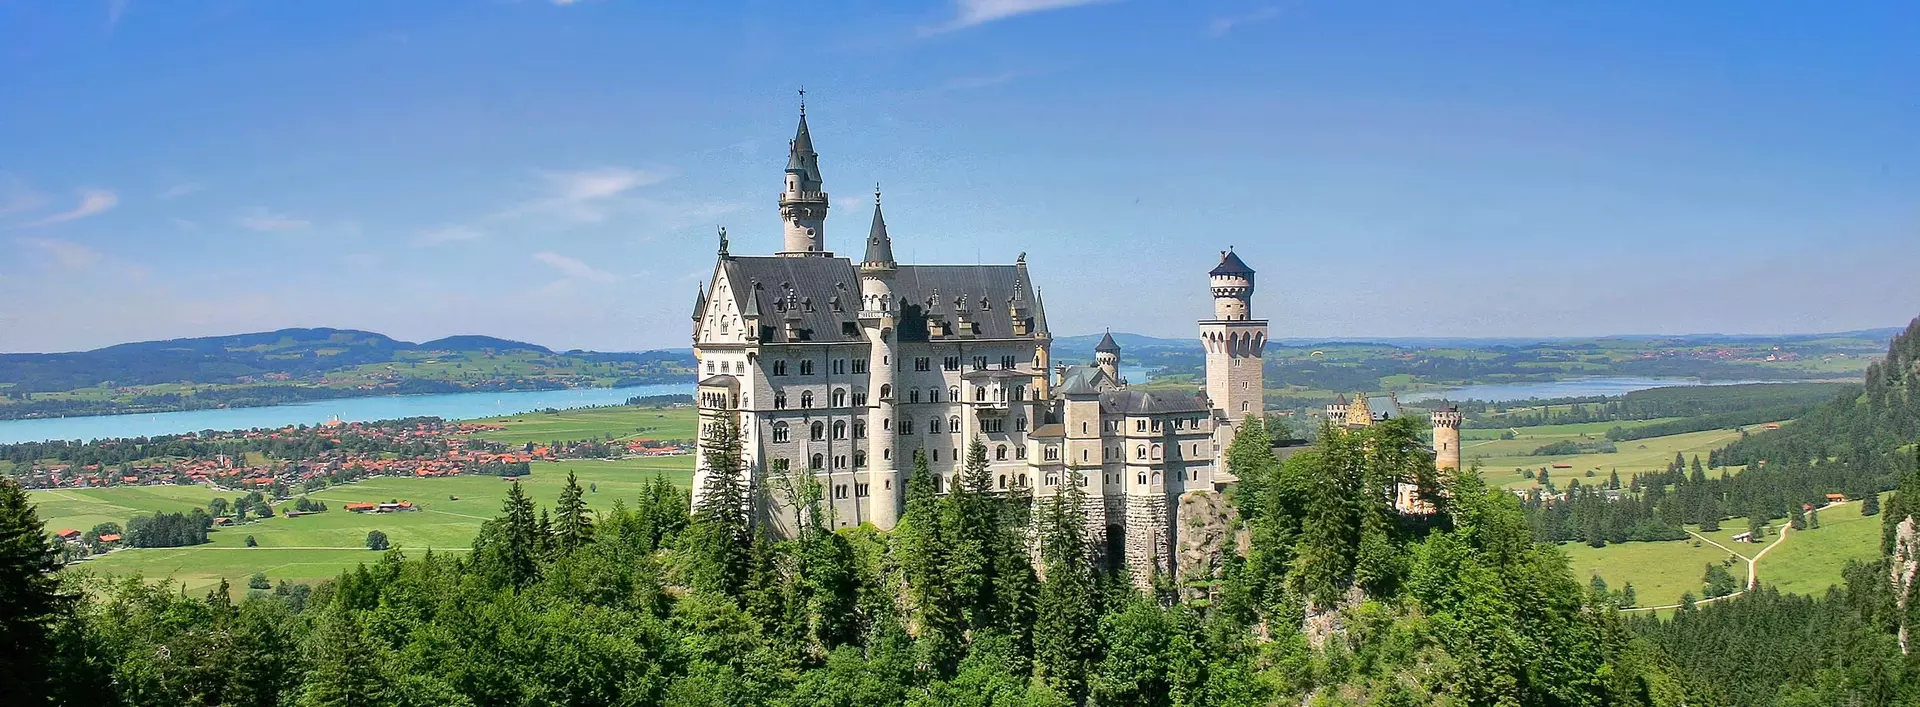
[
  {"x1": 689, "y1": 105, "x2": 1267, "y2": 583},
  {"x1": 1326, "y1": 393, "x2": 1460, "y2": 514}
]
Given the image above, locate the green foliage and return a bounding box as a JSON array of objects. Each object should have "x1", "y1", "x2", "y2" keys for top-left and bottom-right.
[
  {"x1": 682, "y1": 414, "x2": 751, "y2": 597},
  {"x1": 0, "y1": 479, "x2": 73, "y2": 702},
  {"x1": 364, "y1": 529, "x2": 389, "y2": 551}
]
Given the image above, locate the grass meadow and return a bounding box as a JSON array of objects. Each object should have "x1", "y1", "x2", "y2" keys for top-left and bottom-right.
[
  {"x1": 468, "y1": 405, "x2": 698, "y2": 446},
  {"x1": 1458, "y1": 418, "x2": 1778, "y2": 489},
  {"x1": 44, "y1": 456, "x2": 695, "y2": 595}
]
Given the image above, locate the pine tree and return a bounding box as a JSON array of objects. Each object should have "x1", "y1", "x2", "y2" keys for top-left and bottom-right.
[
  {"x1": 684, "y1": 413, "x2": 752, "y2": 598},
  {"x1": 0, "y1": 479, "x2": 72, "y2": 703},
  {"x1": 499, "y1": 480, "x2": 540, "y2": 589},
  {"x1": 554, "y1": 470, "x2": 594, "y2": 553},
  {"x1": 893, "y1": 450, "x2": 961, "y2": 673},
  {"x1": 1033, "y1": 471, "x2": 1098, "y2": 703},
  {"x1": 1225, "y1": 415, "x2": 1278, "y2": 519},
  {"x1": 297, "y1": 609, "x2": 387, "y2": 707},
  {"x1": 1861, "y1": 491, "x2": 1880, "y2": 517}
]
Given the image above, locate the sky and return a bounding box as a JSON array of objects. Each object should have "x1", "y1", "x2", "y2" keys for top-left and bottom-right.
[{"x1": 1, "y1": 0, "x2": 1916, "y2": 354}]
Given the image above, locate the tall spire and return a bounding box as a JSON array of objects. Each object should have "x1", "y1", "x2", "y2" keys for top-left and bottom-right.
[
  {"x1": 779, "y1": 92, "x2": 830, "y2": 256},
  {"x1": 863, "y1": 184, "x2": 894, "y2": 266},
  {"x1": 787, "y1": 90, "x2": 820, "y2": 186}
]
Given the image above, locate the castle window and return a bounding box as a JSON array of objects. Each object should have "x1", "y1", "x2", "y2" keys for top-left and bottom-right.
[
  {"x1": 1013, "y1": 386, "x2": 1025, "y2": 402},
  {"x1": 879, "y1": 385, "x2": 892, "y2": 401},
  {"x1": 1046, "y1": 473, "x2": 1059, "y2": 487},
  {"x1": 771, "y1": 422, "x2": 790, "y2": 443},
  {"x1": 948, "y1": 416, "x2": 962, "y2": 433},
  {"x1": 811, "y1": 422, "x2": 825, "y2": 441},
  {"x1": 1241, "y1": 402, "x2": 1250, "y2": 412},
  {"x1": 833, "y1": 421, "x2": 846, "y2": 440},
  {"x1": 833, "y1": 484, "x2": 846, "y2": 499},
  {"x1": 1045, "y1": 446, "x2": 1060, "y2": 461},
  {"x1": 998, "y1": 475, "x2": 1007, "y2": 490},
  {"x1": 1000, "y1": 355, "x2": 1016, "y2": 369},
  {"x1": 1152, "y1": 444, "x2": 1162, "y2": 459},
  {"x1": 910, "y1": 389, "x2": 921, "y2": 403},
  {"x1": 801, "y1": 391, "x2": 815, "y2": 408},
  {"x1": 1136, "y1": 420, "x2": 1148, "y2": 432},
  {"x1": 975, "y1": 386, "x2": 986, "y2": 402},
  {"x1": 832, "y1": 388, "x2": 846, "y2": 407},
  {"x1": 811, "y1": 454, "x2": 824, "y2": 470},
  {"x1": 943, "y1": 356, "x2": 960, "y2": 371},
  {"x1": 972, "y1": 356, "x2": 988, "y2": 370},
  {"x1": 933, "y1": 475, "x2": 943, "y2": 493},
  {"x1": 856, "y1": 482, "x2": 869, "y2": 496},
  {"x1": 883, "y1": 449, "x2": 892, "y2": 460},
  {"x1": 915, "y1": 357, "x2": 931, "y2": 372},
  {"x1": 706, "y1": 361, "x2": 715, "y2": 374},
  {"x1": 1136, "y1": 445, "x2": 1147, "y2": 459},
  {"x1": 1153, "y1": 420, "x2": 1162, "y2": 432},
  {"x1": 1015, "y1": 417, "x2": 1027, "y2": 432},
  {"x1": 996, "y1": 445, "x2": 1008, "y2": 461},
  {"x1": 774, "y1": 392, "x2": 788, "y2": 410},
  {"x1": 1081, "y1": 422, "x2": 1089, "y2": 435},
  {"x1": 929, "y1": 387, "x2": 941, "y2": 403},
  {"x1": 1138, "y1": 473, "x2": 1148, "y2": 485},
  {"x1": 1017, "y1": 446, "x2": 1026, "y2": 459},
  {"x1": 949, "y1": 386, "x2": 960, "y2": 401},
  {"x1": 834, "y1": 455, "x2": 847, "y2": 469},
  {"x1": 1018, "y1": 474, "x2": 1028, "y2": 488},
  {"x1": 832, "y1": 359, "x2": 845, "y2": 374},
  {"x1": 932, "y1": 449, "x2": 940, "y2": 462},
  {"x1": 773, "y1": 361, "x2": 788, "y2": 376},
  {"x1": 901, "y1": 417, "x2": 913, "y2": 435},
  {"x1": 981, "y1": 418, "x2": 1004, "y2": 434},
  {"x1": 854, "y1": 452, "x2": 866, "y2": 467},
  {"x1": 800, "y1": 360, "x2": 814, "y2": 376},
  {"x1": 853, "y1": 391, "x2": 867, "y2": 406},
  {"x1": 854, "y1": 421, "x2": 866, "y2": 438},
  {"x1": 852, "y1": 359, "x2": 868, "y2": 374}
]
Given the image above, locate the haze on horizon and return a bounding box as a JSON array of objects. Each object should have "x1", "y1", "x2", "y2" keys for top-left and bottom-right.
[{"x1": 2, "y1": 1, "x2": 1915, "y2": 355}]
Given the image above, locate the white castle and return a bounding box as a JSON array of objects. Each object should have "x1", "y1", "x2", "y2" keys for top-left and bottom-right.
[{"x1": 690, "y1": 105, "x2": 1267, "y2": 583}]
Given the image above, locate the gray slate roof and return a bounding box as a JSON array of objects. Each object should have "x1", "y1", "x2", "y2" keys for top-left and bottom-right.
[
  {"x1": 722, "y1": 256, "x2": 863, "y2": 344},
  {"x1": 786, "y1": 115, "x2": 823, "y2": 187},
  {"x1": 1095, "y1": 331, "x2": 1121, "y2": 353},
  {"x1": 863, "y1": 201, "x2": 894, "y2": 265},
  {"x1": 1209, "y1": 249, "x2": 1255, "y2": 277},
  {"x1": 893, "y1": 264, "x2": 1043, "y2": 342},
  {"x1": 1100, "y1": 389, "x2": 1211, "y2": 415}
]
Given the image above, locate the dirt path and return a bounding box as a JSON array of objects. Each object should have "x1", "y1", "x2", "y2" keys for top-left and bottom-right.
[{"x1": 1619, "y1": 500, "x2": 1855, "y2": 612}]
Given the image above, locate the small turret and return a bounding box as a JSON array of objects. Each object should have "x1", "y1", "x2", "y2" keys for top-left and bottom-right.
[
  {"x1": 1430, "y1": 402, "x2": 1462, "y2": 471},
  {"x1": 779, "y1": 92, "x2": 830, "y2": 257},
  {"x1": 1209, "y1": 248, "x2": 1255, "y2": 321},
  {"x1": 1095, "y1": 330, "x2": 1121, "y2": 385}
]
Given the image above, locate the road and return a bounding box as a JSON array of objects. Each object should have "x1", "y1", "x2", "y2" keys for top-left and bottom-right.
[{"x1": 1617, "y1": 500, "x2": 1853, "y2": 613}]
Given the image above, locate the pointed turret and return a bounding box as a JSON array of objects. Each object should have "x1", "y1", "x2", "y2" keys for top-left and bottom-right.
[
  {"x1": 692, "y1": 284, "x2": 707, "y2": 321},
  {"x1": 779, "y1": 95, "x2": 831, "y2": 256},
  {"x1": 787, "y1": 113, "x2": 822, "y2": 187},
  {"x1": 1095, "y1": 330, "x2": 1122, "y2": 354},
  {"x1": 862, "y1": 188, "x2": 895, "y2": 267}
]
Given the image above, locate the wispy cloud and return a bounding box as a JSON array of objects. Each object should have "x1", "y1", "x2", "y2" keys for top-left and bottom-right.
[
  {"x1": 157, "y1": 182, "x2": 204, "y2": 200},
  {"x1": 943, "y1": 69, "x2": 1039, "y2": 91},
  {"x1": 1206, "y1": 6, "x2": 1280, "y2": 37},
  {"x1": 414, "y1": 225, "x2": 484, "y2": 247},
  {"x1": 924, "y1": 0, "x2": 1114, "y2": 34},
  {"x1": 495, "y1": 167, "x2": 668, "y2": 225},
  {"x1": 236, "y1": 207, "x2": 311, "y2": 232},
  {"x1": 21, "y1": 189, "x2": 118, "y2": 227},
  {"x1": 16, "y1": 237, "x2": 104, "y2": 270},
  {"x1": 533, "y1": 251, "x2": 616, "y2": 282},
  {"x1": 107, "y1": 0, "x2": 130, "y2": 31}
]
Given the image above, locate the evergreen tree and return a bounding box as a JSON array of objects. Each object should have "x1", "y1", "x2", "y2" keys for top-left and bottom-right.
[
  {"x1": 296, "y1": 609, "x2": 386, "y2": 707},
  {"x1": 0, "y1": 479, "x2": 72, "y2": 703},
  {"x1": 553, "y1": 470, "x2": 594, "y2": 553},
  {"x1": 1225, "y1": 414, "x2": 1278, "y2": 519},
  {"x1": 684, "y1": 413, "x2": 752, "y2": 598},
  {"x1": 1033, "y1": 471, "x2": 1098, "y2": 703},
  {"x1": 1861, "y1": 490, "x2": 1880, "y2": 517},
  {"x1": 893, "y1": 450, "x2": 961, "y2": 674}
]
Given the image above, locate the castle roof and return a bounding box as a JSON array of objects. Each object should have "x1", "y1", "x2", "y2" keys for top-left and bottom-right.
[
  {"x1": 1209, "y1": 249, "x2": 1255, "y2": 277},
  {"x1": 692, "y1": 284, "x2": 707, "y2": 321},
  {"x1": 786, "y1": 114, "x2": 822, "y2": 185},
  {"x1": 721, "y1": 256, "x2": 861, "y2": 343},
  {"x1": 863, "y1": 200, "x2": 894, "y2": 265},
  {"x1": 1095, "y1": 330, "x2": 1121, "y2": 353},
  {"x1": 1056, "y1": 364, "x2": 1117, "y2": 395},
  {"x1": 893, "y1": 264, "x2": 1043, "y2": 342},
  {"x1": 1100, "y1": 389, "x2": 1211, "y2": 415},
  {"x1": 1332, "y1": 393, "x2": 1348, "y2": 405}
]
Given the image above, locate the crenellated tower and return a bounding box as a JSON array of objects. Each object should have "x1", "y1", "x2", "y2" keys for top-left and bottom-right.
[
  {"x1": 779, "y1": 97, "x2": 830, "y2": 256},
  {"x1": 1200, "y1": 248, "x2": 1267, "y2": 425},
  {"x1": 1095, "y1": 330, "x2": 1122, "y2": 385},
  {"x1": 1430, "y1": 402, "x2": 1462, "y2": 472}
]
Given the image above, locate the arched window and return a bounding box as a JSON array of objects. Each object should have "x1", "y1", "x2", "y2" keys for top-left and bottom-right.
[
  {"x1": 997, "y1": 475, "x2": 1007, "y2": 490},
  {"x1": 854, "y1": 421, "x2": 866, "y2": 438},
  {"x1": 883, "y1": 449, "x2": 892, "y2": 460},
  {"x1": 774, "y1": 392, "x2": 787, "y2": 409},
  {"x1": 1152, "y1": 444, "x2": 1162, "y2": 459},
  {"x1": 879, "y1": 384, "x2": 891, "y2": 400},
  {"x1": 1015, "y1": 417, "x2": 1027, "y2": 432},
  {"x1": 810, "y1": 422, "x2": 825, "y2": 440},
  {"x1": 974, "y1": 386, "x2": 986, "y2": 401},
  {"x1": 1138, "y1": 472, "x2": 1148, "y2": 485},
  {"x1": 1018, "y1": 474, "x2": 1028, "y2": 488},
  {"x1": 933, "y1": 475, "x2": 943, "y2": 493},
  {"x1": 854, "y1": 451, "x2": 866, "y2": 467},
  {"x1": 900, "y1": 416, "x2": 914, "y2": 435},
  {"x1": 949, "y1": 386, "x2": 960, "y2": 401},
  {"x1": 948, "y1": 416, "x2": 962, "y2": 433},
  {"x1": 929, "y1": 418, "x2": 941, "y2": 434},
  {"x1": 1081, "y1": 422, "x2": 1088, "y2": 434},
  {"x1": 928, "y1": 387, "x2": 941, "y2": 403},
  {"x1": 773, "y1": 360, "x2": 787, "y2": 376},
  {"x1": 833, "y1": 420, "x2": 847, "y2": 439},
  {"x1": 801, "y1": 391, "x2": 814, "y2": 408},
  {"x1": 810, "y1": 454, "x2": 823, "y2": 470},
  {"x1": 1082, "y1": 449, "x2": 1089, "y2": 462},
  {"x1": 1137, "y1": 445, "x2": 1147, "y2": 459},
  {"x1": 831, "y1": 388, "x2": 846, "y2": 407},
  {"x1": 771, "y1": 422, "x2": 790, "y2": 443},
  {"x1": 995, "y1": 445, "x2": 1008, "y2": 461}
]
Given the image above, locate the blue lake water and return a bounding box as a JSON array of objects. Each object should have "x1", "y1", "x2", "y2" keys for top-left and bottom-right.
[
  {"x1": 0, "y1": 383, "x2": 693, "y2": 444},
  {"x1": 1399, "y1": 377, "x2": 1788, "y2": 404}
]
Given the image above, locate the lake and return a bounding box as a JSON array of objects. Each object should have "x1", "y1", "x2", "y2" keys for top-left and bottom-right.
[
  {"x1": 1399, "y1": 377, "x2": 1788, "y2": 404},
  {"x1": 0, "y1": 383, "x2": 693, "y2": 444}
]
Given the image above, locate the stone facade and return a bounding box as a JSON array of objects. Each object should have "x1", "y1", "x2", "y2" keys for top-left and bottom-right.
[{"x1": 690, "y1": 107, "x2": 1267, "y2": 587}]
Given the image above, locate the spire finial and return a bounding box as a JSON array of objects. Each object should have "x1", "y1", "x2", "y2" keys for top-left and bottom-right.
[
  {"x1": 798, "y1": 87, "x2": 806, "y2": 116},
  {"x1": 875, "y1": 182, "x2": 882, "y2": 205}
]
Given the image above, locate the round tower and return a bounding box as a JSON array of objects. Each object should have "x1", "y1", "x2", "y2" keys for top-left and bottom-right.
[
  {"x1": 1430, "y1": 403, "x2": 1462, "y2": 472},
  {"x1": 779, "y1": 98, "x2": 830, "y2": 257},
  {"x1": 859, "y1": 188, "x2": 900, "y2": 528},
  {"x1": 1210, "y1": 248, "x2": 1255, "y2": 321},
  {"x1": 1095, "y1": 330, "x2": 1121, "y2": 384}
]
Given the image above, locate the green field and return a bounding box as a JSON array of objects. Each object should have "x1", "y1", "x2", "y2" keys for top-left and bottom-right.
[
  {"x1": 1459, "y1": 419, "x2": 1776, "y2": 489},
  {"x1": 470, "y1": 405, "x2": 698, "y2": 446},
  {"x1": 45, "y1": 456, "x2": 695, "y2": 594},
  {"x1": 1563, "y1": 494, "x2": 1886, "y2": 610}
]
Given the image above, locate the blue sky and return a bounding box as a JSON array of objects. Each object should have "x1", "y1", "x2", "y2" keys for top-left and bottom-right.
[{"x1": 2, "y1": 0, "x2": 1915, "y2": 353}]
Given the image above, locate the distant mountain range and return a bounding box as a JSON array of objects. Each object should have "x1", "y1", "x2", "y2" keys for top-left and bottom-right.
[
  {"x1": 0, "y1": 328, "x2": 688, "y2": 394},
  {"x1": 1052, "y1": 328, "x2": 1905, "y2": 358}
]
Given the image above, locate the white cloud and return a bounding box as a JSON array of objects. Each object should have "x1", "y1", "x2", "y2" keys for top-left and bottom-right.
[
  {"x1": 943, "y1": 69, "x2": 1038, "y2": 91},
  {"x1": 157, "y1": 182, "x2": 204, "y2": 200},
  {"x1": 1206, "y1": 6, "x2": 1279, "y2": 37},
  {"x1": 926, "y1": 0, "x2": 1114, "y2": 34},
  {"x1": 495, "y1": 167, "x2": 668, "y2": 225},
  {"x1": 414, "y1": 225, "x2": 484, "y2": 247},
  {"x1": 20, "y1": 189, "x2": 118, "y2": 227},
  {"x1": 533, "y1": 251, "x2": 616, "y2": 282},
  {"x1": 236, "y1": 207, "x2": 311, "y2": 232},
  {"x1": 16, "y1": 237, "x2": 104, "y2": 270}
]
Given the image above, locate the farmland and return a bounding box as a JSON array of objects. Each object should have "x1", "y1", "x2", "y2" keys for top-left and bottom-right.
[
  {"x1": 47, "y1": 456, "x2": 695, "y2": 594},
  {"x1": 1456, "y1": 418, "x2": 1782, "y2": 489}
]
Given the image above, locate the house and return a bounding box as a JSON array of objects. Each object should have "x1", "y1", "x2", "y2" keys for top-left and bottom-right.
[
  {"x1": 1825, "y1": 493, "x2": 1845, "y2": 503},
  {"x1": 97, "y1": 533, "x2": 122, "y2": 544},
  {"x1": 344, "y1": 502, "x2": 377, "y2": 513},
  {"x1": 55, "y1": 529, "x2": 81, "y2": 542},
  {"x1": 1731, "y1": 532, "x2": 1752, "y2": 543}
]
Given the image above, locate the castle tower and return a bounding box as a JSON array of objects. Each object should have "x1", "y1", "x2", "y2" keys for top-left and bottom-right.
[
  {"x1": 1200, "y1": 249, "x2": 1267, "y2": 425},
  {"x1": 1095, "y1": 330, "x2": 1121, "y2": 385},
  {"x1": 859, "y1": 188, "x2": 901, "y2": 528},
  {"x1": 1430, "y1": 402, "x2": 1462, "y2": 472},
  {"x1": 779, "y1": 97, "x2": 830, "y2": 256},
  {"x1": 1326, "y1": 393, "x2": 1350, "y2": 426}
]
